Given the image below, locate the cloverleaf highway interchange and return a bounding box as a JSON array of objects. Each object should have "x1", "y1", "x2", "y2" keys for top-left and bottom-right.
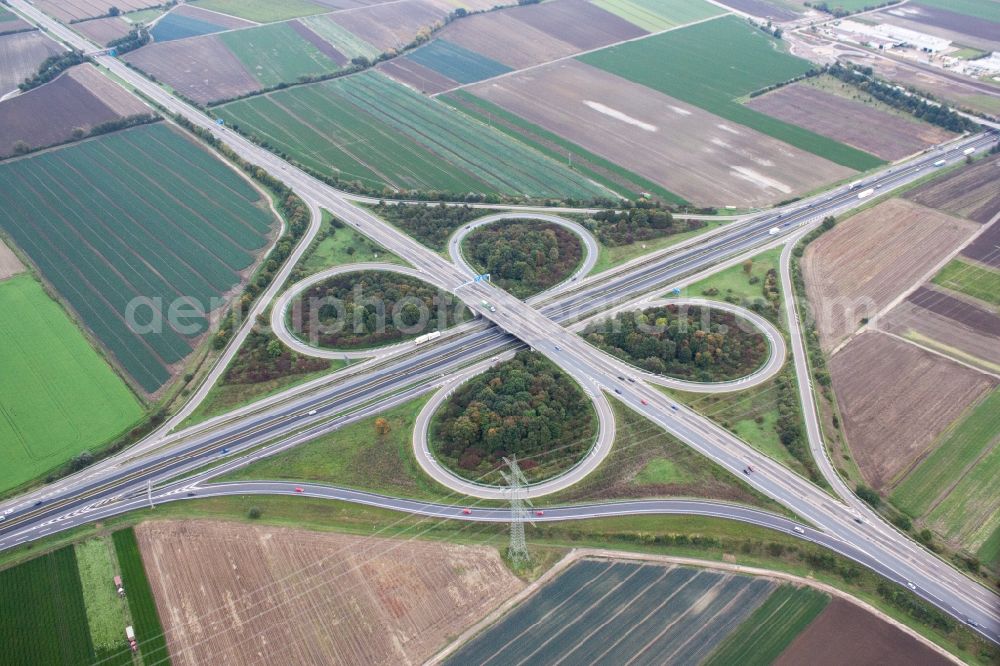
[{"x1": 0, "y1": 0, "x2": 999, "y2": 664}]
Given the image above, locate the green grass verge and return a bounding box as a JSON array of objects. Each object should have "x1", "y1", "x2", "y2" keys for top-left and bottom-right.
[
  {"x1": 0, "y1": 546, "x2": 95, "y2": 665},
  {"x1": 298, "y1": 211, "x2": 404, "y2": 275},
  {"x1": 190, "y1": 0, "x2": 327, "y2": 22},
  {"x1": 548, "y1": 401, "x2": 788, "y2": 513},
  {"x1": 685, "y1": 247, "x2": 783, "y2": 305},
  {"x1": 705, "y1": 585, "x2": 829, "y2": 665},
  {"x1": 579, "y1": 16, "x2": 883, "y2": 171},
  {"x1": 441, "y1": 89, "x2": 685, "y2": 203},
  {"x1": 590, "y1": 218, "x2": 729, "y2": 275},
  {"x1": 219, "y1": 394, "x2": 459, "y2": 502},
  {"x1": 931, "y1": 258, "x2": 1000, "y2": 306},
  {"x1": 112, "y1": 529, "x2": 169, "y2": 666},
  {"x1": 75, "y1": 538, "x2": 131, "y2": 657},
  {"x1": 0, "y1": 274, "x2": 143, "y2": 494}
]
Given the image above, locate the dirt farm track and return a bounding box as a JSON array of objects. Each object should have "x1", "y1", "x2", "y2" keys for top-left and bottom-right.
[{"x1": 135, "y1": 521, "x2": 524, "y2": 666}]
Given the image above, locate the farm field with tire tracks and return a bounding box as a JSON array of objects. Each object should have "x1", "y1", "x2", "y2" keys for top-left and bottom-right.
[
  {"x1": 0, "y1": 123, "x2": 277, "y2": 393},
  {"x1": 216, "y1": 72, "x2": 610, "y2": 199}
]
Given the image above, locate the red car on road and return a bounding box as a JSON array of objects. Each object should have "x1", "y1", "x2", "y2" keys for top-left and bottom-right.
[
  {"x1": 294, "y1": 487, "x2": 304, "y2": 493},
  {"x1": 535, "y1": 510, "x2": 545, "y2": 517},
  {"x1": 462, "y1": 508, "x2": 472, "y2": 515}
]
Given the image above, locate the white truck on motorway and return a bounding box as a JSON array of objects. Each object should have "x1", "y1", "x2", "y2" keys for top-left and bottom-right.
[
  {"x1": 481, "y1": 300, "x2": 496, "y2": 313},
  {"x1": 857, "y1": 187, "x2": 875, "y2": 199},
  {"x1": 413, "y1": 331, "x2": 441, "y2": 345},
  {"x1": 933, "y1": 159, "x2": 946, "y2": 167},
  {"x1": 963, "y1": 146, "x2": 976, "y2": 155},
  {"x1": 768, "y1": 227, "x2": 781, "y2": 236}
]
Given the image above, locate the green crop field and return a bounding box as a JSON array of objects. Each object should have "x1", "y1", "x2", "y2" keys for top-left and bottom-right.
[
  {"x1": 216, "y1": 72, "x2": 610, "y2": 199},
  {"x1": 446, "y1": 561, "x2": 774, "y2": 664},
  {"x1": 0, "y1": 546, "x2": 95, "y2": 665},
  {"x1": 926, "y1": 437, "x2": 1000, "y2": 558},
  {"x1": 0, "y1": 275, "x2": 143, "y2": 494},
  {"x1": 705, "y1": 585, "x2": 829, "y2": 665},
  {"x1": 220, "y1": 22, "x2": 340, "y2": 88},
  {"x1": 191, "y1": 0, "x2": 327, "y2": 22},
  {"x1": 893, "y1": 389, "x2": 1000, "y2": 517},
  {"x1": 579, "y1": 16, "x2": 883, "y2": 171},
  {"x1": 298, "y1": 14, "x2": 381, "y2": 61},
  {"x1": 932, "y1": 258, "x2": 1000, "y2": 306},
  {"x1": 0, "y1": 124, "x2": 276, "y2": 393},
  {"x1": 592, "y1": 0, "x2": 725, "y2": 31},
  {"x1": 406, "y1": 39, "x2": 511, "y2": 84},
  {"x1": 113, "y1": 529, "x2": 169, "y2": 666},
  {"x1": 75, "y1": 538, "x2": 132, "y2": 661}
]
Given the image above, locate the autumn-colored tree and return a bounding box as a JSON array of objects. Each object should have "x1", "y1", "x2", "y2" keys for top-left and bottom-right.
[
  {"x1": 742, "y1": 259, "x2": 754, "y2": 275},
  {"x1": 374, "y1": 417, "x2": 391, "y2": 437}
]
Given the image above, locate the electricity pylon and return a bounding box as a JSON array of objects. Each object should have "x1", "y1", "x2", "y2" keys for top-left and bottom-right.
[{"x1": 501, "y1": 456, "x2": 534, "y2": 565}]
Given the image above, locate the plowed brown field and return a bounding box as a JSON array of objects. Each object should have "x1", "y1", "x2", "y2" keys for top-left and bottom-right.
[
  {"x1": 775, "y1": 598, "x2": 952, "y2": 666},
  {"x1": 747, "y1": 83, "x2": 953, "y2": 161},
  {"x1": 136, "y1": 521, "x2": 524, "y2": 666},
  {"x1": 829, "y1": 332, "x2": 995, "y2": 489},
  {"x1": 468, "y1": 60, "x2": 852, "y2": 207},
  {"x1": 905, "y1": 153, "x2": 1000, "y2": 224},
  {"x1": 802, "y1": 198, "x2": 978, "y2": 350},
  {"x1": 0, "y1": 30, "x2": 63, "y2": 97},
  {"x1": 124, "y1": 34, "x2": 259, "y2": 105}
]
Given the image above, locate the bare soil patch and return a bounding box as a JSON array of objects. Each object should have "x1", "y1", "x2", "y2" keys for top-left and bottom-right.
[
  {"x1": 0, "y1": 30, "x2": 64, "y2": 97},
  {"x1": 330, "y1": 0, "x2": 449, "y2": 52},
  {"x1": 508, "y1": 0, "x2": 646, "y2": 50},
  {"x1": 882, "y1": 299, "x2": 1000, "y2": 370},
  {"x1": 35, "y1": 0, "x2": 159, "y2": 23},
  {"x1": 468, "y1": 60, "x2": 852, "y2": 207},
  {"x1": 963, "y1": 222, "x2": 1000, "y2": 268},
  {"x1": 802, "y1": 198, "x2": 977, "y2": 350},
  {"x1": 378, "y1": 58, "x2": 456, "y2": 94},
  {"x1": 746, "y1": 83, "x2": 953, "y2": 161},
  {"x1": 73, "y1": 16, "x2": 131, "y2": 46},
  {"x1": 289, "y1": 19, "x2": 348, "y2": 66},
  {"x1": 136, "y1": 520, "x2": 524, "y2": 666},
  {"x1": 124, "y1": 34, "x2": 259, "y2": 104},
  {"x1": 0, "y1": 238, "x2": 25, "y2": 281},
  {"x1": 775, "y1": 598, "x2": 952, "y2": 666},
  {"x1": 905, "y1": 154, "x2": 1000, "y2": 225},
  {"x1": 830, "y1": 331, "x2": 995, "y2": 489},
  {"x1": 0, "y1": 64, "x2": 148, "y2": 157},
  {"x1": 436, "y1": 8, "x2": 582, "y2": 70},
  {"x1": 909, "y1": 285, "x2": 1000, "y2": 336}
]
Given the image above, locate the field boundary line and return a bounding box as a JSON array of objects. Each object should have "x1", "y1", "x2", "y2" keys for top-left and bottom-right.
[
  {"x1": 429, "y1": 11, "x2": 730, "y2": 98},
  {"x1": 880, "y1": 329, "x2": 1000, "y2": 380},
  {"x1": 828, "y1": 207, "x2": 999, "y2": 358}
]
